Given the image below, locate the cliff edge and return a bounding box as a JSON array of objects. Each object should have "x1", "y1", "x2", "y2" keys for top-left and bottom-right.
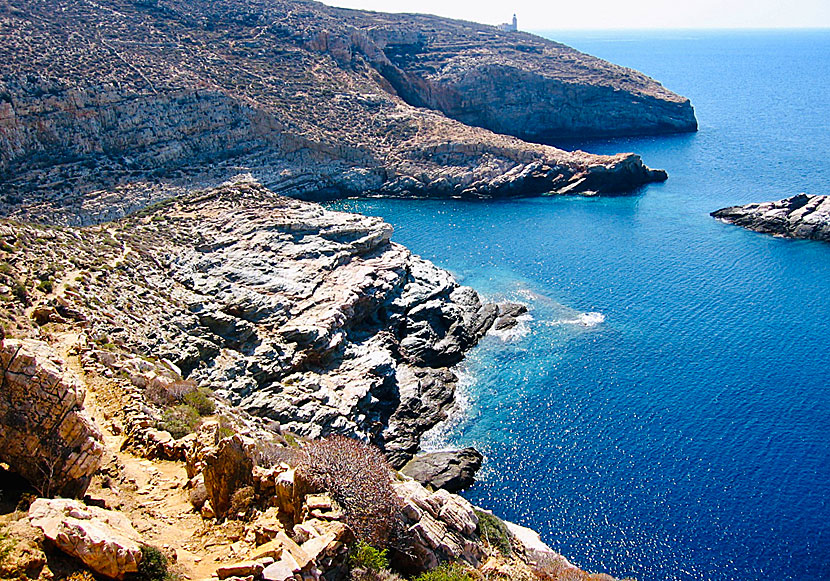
[{"x1": 0, "y1": 0, "x2": 692, "y2": 225}]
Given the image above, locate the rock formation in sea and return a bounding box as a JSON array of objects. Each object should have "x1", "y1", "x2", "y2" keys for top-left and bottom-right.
[
  {"x1": 712, "y1": 194, "x2": 830, "y2": 242},
  {"x1": 0, "y1": 0, "x2": 694, "y2": 225}
]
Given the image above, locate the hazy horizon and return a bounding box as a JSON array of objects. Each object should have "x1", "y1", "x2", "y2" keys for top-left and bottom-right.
[{"x1": 321, "y1": 0, "x2": 830, "y2": 30}]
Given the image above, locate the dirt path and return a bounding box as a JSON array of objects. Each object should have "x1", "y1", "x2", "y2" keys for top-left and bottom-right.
[{"x1": 52, "y1": 330, "x2": 225, "y2": 581}]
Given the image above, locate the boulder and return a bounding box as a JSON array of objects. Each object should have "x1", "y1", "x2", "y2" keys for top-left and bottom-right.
[
  {"x1": 203, "y1": 435, "x2": 254, "y2": 518},
  {"x1": 28, "y1": 498, "x2": 143, "y2": 579},
  {"x1": 401, "y1": 448, "x2": 484, "y2": 492},
  {"x1": 0, "y1": 339, "x2": 105, "y2": 497},
  {"x1": 216, "y1": 561, "x2": 265, "y2": 579},
  {"x1": 393, "y1": 479, "x2": 484, "y2": 572}
]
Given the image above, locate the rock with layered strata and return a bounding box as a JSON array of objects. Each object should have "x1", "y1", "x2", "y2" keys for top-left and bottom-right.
[
  {"x1": 0, "y1": 339, "x2": 105, "y2": 498},
  {"x1": 712, "y1": 194, "x2": 830, "y2": 241},
  {"x1": 394, "y1": 479, "x2": 485, "y2": 571},
  {"x1": 0, "y1": 0, "x2": 681, "y2": 225},
  {"x1": 28, "y1": 498, "x2": 143, "y2": 579},
  {"x1": 203, "y1": 435, "x2": 255, "y2": 519}
]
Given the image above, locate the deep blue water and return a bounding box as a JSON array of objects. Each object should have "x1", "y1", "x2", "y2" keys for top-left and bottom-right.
[{"x1": 329, "y1": 30, "x2": 830, "y2": 581}]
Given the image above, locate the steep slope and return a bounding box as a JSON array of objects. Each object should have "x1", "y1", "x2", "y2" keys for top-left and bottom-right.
[
  {"x1": 333, "y1": 7, "x2": 697, "y2": 141},
  {"x1": 0, "y1": 0, "x2": 689, "y2": 225}
]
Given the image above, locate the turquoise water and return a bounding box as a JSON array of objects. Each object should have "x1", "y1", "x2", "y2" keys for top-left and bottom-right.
[{"x1": 329, "y1": 30, "x2": 830, "y2": 580}]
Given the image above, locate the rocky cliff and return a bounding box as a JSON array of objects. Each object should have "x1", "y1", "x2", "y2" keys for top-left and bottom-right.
[
  {"x1": 0, "y1": 179, "x2": 512, "y2": 468},
  {"x1": 0, "y1": 339, "x2": 105, "y2": 498},
  {"x1": 0, "y1": 0, "x2": 691, "y2": 225},
  {"x1": 0, "y1": 178, "x2": 624, "y2": 580},
  {"x1": 712, "y1": 194, "x2": 830, "y2": 242}
]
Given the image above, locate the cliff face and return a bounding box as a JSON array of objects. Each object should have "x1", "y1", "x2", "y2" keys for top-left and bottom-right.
[
  {"x1": 342, "y1": 10, "x2": 698, "y2": 141},
  {"x1": 0, "y1": 0, "x2": 690, "y2": 225},
  {"x1": 712, "y1": 194, "x2": 830, "y2": 242}
]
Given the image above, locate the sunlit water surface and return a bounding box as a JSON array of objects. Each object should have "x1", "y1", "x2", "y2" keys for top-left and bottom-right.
[{"x1": 328, "y1": 30, "x2": 830, "y2": 580}]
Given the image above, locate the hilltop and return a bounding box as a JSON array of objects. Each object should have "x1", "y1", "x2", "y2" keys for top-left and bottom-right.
[{"x1": 0, "y1": 0, "x2": 694, "y2": 224}]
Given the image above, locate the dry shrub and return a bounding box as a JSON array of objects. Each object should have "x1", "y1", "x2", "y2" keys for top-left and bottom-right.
[
  {"x1": 297, "y1": 436, "x2": 404, "y2": 547},
  {"x1": 146, "y1": 378, "x2": 197, "y2": 407},
  {"x1": 253, "y1": 440, "x2": 300, "y2": 468},
  {"x1": 530, "y1": 550, "x2": 580, "y2": 581},
  {"x1": 530, "y1": 550, "x2": 618, "y2": 581}
]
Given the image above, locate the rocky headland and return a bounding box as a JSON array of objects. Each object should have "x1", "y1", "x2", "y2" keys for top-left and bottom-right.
[
  {"x1": 0, "y1": 179, "x2": 625, "y2": 581},
  {"x1": 0, "y1": 0, "x2": 695, "y2": 225},
  {"x1": 712, "y1": 194, "x2": 830, "y2": 242}
]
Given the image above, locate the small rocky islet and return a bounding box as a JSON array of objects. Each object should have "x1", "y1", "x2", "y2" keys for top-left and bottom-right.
[
  {"x1": 712, "y1": 193, "x2": 830, "y2": 242},
  {"x1": 0, "y1": 0, "x2": 699, "y2": 579}
]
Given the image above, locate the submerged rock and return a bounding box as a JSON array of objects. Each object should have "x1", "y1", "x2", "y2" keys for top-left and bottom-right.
[
  {"x1": 712, "y1": 194, "x2": 830, "y2": 242},
  {"x1": 401, "y1": 448, "x2": 484, "y2": 492}
]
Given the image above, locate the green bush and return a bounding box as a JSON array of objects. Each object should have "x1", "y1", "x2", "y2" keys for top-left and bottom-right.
[
  {"x1": 157, "y1": 405, "x2": 200, "y2": 439},
  {"x1": 36, "y1": 279, "x2": 53, "y2": 293},
  {"x1": 183, "y1": 387, "x2": 215, "y2": 416},
  {"x1": 413, "y1": 563, "x2": 473, "y2": 581},
  {"x1": 11, "y1": 280, "x2": 27, "y2": 305},
  {"x1": 474, "y1": 510, "x2": 512, "y2": 556},
  {"x1": 136, "y1": 545, "x2": 170, "y2": 581},
  {"x1": 0, "y1": 528, "x2": 16, "y2": 564},
  {"x1": 349, "y1": 541, "x2": 389, "y2": 572}
]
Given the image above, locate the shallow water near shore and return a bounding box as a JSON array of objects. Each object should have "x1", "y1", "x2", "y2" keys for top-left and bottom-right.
[{"x1": 328, "y1": 30, "x2": 830, "y2": 581}]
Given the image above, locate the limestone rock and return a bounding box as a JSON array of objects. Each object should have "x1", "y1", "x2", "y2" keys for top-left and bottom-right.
[
  {"x1": 393, "y1": 479, "x2": 484, "y2": 571},
  {"x1": 28, "y1": 498, "x2": 143, "y2": 579},
  {"x1": 712, "y1": 194, "x2": 830, "y2": 242},
  {"x1": 0, "y1": 339, "x2": 105, "y2": 498},
  {"x1": 203, "y1": 435, "x2": 255, "y2": 518},
  {"x1": 0, "y1": 0, "x2": 681, "y2": 226},
  {"x1": 401, "y1": 448, "x2": 484, "y2": 493},
  {"x1": 216, "y1": 561, "x2": 265, "y2": 580}
]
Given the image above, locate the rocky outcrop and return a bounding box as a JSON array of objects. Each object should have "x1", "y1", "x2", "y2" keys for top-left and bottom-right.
[
  {"x1": 342, "y1": 9, "x2": 698, "y2": 141},
  {"x1": 401, "y1": 448, "x2": 484, "y2": 492},
  {"x1": 712, "y1": 194, "x2": 830, "y2": 242},
  {"x1": 2, "y1": 180, "x2": 496, "y2": 468},
  {"x1": 0, "y1": 0, "x2": 682, "y2": 225},
  {"x1": 0, "y1": 339, "x2": 105, "y2": 498},
  {"x1": 393, "y1": 479, "x2": 485, "y2": 571},
  {"x1": 28, "y1": 498, "x2": 143, "y2": 579},
  {"x1": 203, "y1": 435, "x2": 255, "y2": 519}
]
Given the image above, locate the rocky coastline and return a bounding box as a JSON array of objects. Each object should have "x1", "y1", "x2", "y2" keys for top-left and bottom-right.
[
  {"x1": 0, "y1": 1, "x2": 700, "y2": 578},
  {"x1": 0, "y1": 179, "x2": 624, "y2": 580},
  {"x1": 0, "y1": 0, "x2": 694, "y2": 225},
  {"x1": 712, "y1": 194, "x2": 830, "y2": 242}
]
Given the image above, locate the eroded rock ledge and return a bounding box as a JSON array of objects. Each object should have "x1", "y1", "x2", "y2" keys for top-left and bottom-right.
[
  {"x1": 0, "y1": 339, "x2": 105, "y2": 498},
  {"x1": 0, "y1": 0, "x2": 680, "y2": 225},
  {"x1": 2, "y1": 179, "x2": 498, "y2": 468},
  {"x1": 712, "y1": 194, "x2": 830, "y2": 242}
]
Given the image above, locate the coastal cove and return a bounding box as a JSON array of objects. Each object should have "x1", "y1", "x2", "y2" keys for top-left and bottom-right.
[{"x1": 328, "y1": 29, "x2": 830, "y2": 581}]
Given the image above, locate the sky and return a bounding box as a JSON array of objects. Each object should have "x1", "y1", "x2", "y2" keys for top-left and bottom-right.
[{"x1": 321, "y1": 0, "x2": 830, "y2": 30}]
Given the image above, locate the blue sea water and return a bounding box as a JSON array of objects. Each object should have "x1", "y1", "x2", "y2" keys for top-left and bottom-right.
[{"x1": 329, "y1": 30, "x2": 830, "y2": 580}]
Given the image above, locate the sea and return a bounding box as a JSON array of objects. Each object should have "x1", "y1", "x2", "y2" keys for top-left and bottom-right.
[{"x1": 328, "y1": 30, "x2": 830, "y2": 580}]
